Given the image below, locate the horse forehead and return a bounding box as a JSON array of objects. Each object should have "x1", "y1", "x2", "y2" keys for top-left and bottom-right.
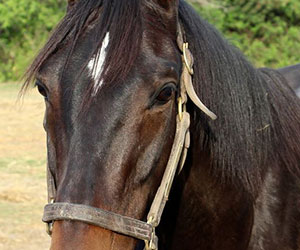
[
  {"x1": 88, "y1": 32, "x2": 110, "y2": 95},
  {"x1": 37, "y1": 28, "x2": 177, "y2": 96}
]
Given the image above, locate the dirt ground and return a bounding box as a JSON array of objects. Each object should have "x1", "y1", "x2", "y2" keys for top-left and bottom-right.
[{"x1": 0, "y1": 83, "x2": 51, "y2": 250}]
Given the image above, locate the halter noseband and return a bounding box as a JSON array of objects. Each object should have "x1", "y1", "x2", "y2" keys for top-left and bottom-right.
[{"x1": 42, "y1": 24, "x2": 216, "y2": 250}]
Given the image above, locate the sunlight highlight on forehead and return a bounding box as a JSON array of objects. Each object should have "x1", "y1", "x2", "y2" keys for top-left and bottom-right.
[{"x1": 88, "y1": 32, "x2": 110, "y2": 95}]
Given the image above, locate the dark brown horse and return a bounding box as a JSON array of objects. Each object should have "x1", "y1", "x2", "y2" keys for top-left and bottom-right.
[
  {"x1": 277, "y1": 64, "x2": 300, "y2": 97},
  {"x1": 23, "y1": 0, "x2": 300, "y2": 249}
]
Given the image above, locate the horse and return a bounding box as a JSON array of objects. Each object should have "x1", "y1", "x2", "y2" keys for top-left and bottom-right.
[
  {"x1": 23, "y1": 0, "x2": 300, "y2": 249},
  {"x1": 277, "y1": 64, "x2": 300, "y2": 97}
]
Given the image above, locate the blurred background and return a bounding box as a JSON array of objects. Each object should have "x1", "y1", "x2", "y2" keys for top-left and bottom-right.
[{"x1": 0, "y1": 0, "x2": 299, "y2": 249}]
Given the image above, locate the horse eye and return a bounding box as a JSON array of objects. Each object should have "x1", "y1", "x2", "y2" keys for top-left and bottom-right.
[
  {"x1": 156, "y1": 85, "x2": 175, "y2": 103},
  {"x1": 36, "y1": 82, "x2": 48, "y2": 100}
]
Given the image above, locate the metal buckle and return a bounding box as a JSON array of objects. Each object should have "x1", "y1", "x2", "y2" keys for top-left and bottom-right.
[
  {"x1": 46, "y1": 198, "x2": 55, "y2": 236},
  {"x1": 46, "y1": 221, "x2": 53, "y2": 236},
  {"x1": 182, "y1": 43, "x2": 194, "y2": 75},
  {"x1": 178, "y1": 97, "x2": 183, "y2": 121},
  {"x1": 144, "y1": 231, "x2": 157, "y2": 250},
  {"x1": 144, "y1": 216, "x2": 157, "y2": 250}
]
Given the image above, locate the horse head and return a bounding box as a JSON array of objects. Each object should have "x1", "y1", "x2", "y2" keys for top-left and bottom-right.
[{"x1": 29, "y1": 0, "x2": 197, "y2": 249}]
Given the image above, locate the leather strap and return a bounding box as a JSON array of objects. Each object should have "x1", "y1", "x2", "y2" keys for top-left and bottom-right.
[
  {"x1": 146, "y1": 112, "x2": 190, "y2": 227},
  {"x1": 46, "y1": 161, "x2": 56, "y2": 203},
  {"x1": 43, "y1": 202, "x2": 154, "y2": 242}
]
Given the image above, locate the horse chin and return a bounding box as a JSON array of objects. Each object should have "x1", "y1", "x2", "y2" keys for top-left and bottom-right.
[{"x1": 50, "y1": 221, "x2": 139, "y2": 250}]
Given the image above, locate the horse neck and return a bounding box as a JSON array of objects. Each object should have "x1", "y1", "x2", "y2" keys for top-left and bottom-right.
[
  {"x1": 159, "y1": 135, "x2": 300, "y2": 250},
  {"x1": 158, "y1": 139, "x2": 254, "y2": 249},
  {"x1": 248, "y1": 167, "x2": 300, "y2": 250}
]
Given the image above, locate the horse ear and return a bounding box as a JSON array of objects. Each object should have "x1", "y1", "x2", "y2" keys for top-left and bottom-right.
[
  {"x1": 68, "y1": 0, "x2": 76, "y2": 5},
  {"x1": 155, "y1": 0, "x2": 179, "y2": 11},
  {"x1": 153, "y1": 0, "x2": 179, "y2": 34},
  {"x1": 67, "y1": 0, "x2": 77, "y2": 11}
]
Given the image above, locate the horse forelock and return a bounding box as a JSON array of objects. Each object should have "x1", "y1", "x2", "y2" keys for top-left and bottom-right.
[
  {"x1": 23, "y1": 0, "x2": 144, "y2": 97},
  {"x1": 23, "y1": 0, "x2": 178, "y2": 101}
]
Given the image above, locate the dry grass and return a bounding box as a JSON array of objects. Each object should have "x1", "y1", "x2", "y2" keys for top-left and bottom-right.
[{"x1": 0, "y1": 83, "x2": 51, "y2": 250}]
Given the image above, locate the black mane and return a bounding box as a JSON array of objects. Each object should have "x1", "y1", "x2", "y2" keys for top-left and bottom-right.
[{"x1": 179, "y1": 1, "x2": 300, "y2": 193}]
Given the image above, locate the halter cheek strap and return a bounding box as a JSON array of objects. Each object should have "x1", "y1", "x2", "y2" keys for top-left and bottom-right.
[
  {"x1": 177, "y1": 26, "x2": 217, "y2": 121},
  {"x1": 42, "y1": 25, "x2": 217, "y2": 250}
]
